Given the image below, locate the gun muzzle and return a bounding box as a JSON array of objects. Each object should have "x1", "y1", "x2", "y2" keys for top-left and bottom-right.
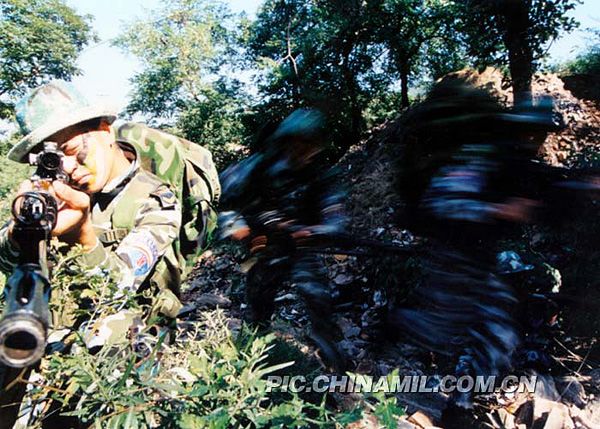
[
  {"x1": 0, "y1": 264, "x2": 50, "y2": 367},
  {"x1": 0, "y1": 312, "x2": 46, "y2": 367}
]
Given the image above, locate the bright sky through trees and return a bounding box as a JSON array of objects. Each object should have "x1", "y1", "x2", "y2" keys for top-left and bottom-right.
[{"x1": 66, "y1": 0, "x2": 598, "y2": 111}]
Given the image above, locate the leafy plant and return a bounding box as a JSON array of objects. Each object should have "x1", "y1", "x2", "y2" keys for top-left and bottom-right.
[
  {"x1": 348, "y1": 369, "x2": 406, "y2": 429},
  {"x1": 17, "y1": 250, "x2": 351, "y2": 428},
  {"x1": 114, "y1": 0, "x2": 249, "y2": 170},
  {"x1": 560, "y1": 28, "x2": 600, "y2": 75},
  {"x1": 0, "y1": 0, "x2": 96, "y2": 118}
]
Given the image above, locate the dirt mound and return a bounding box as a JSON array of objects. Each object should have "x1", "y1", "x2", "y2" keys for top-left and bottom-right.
[
  {"x1": 337, "y1": 122, "x2": 404, "y2": 235},
  {"x1": 439, "y1": 67, "x2": 512, "y2": 104},
  {"x1": 439, "y1": 67, "x2": 600, "y2": 166},
  {"x1": 533, "y1": 73, "x2": 600, "y2": 166}
]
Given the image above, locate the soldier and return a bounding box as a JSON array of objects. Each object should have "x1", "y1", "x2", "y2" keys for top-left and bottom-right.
[
  {"x1": 394, "y1": 79, "x2": 599, "y2": 425},
  {"x1": 219, "y1": 109, "x2": 347, "y2": 371},
  {"x1": 391, "y1": 81, "x2": 559, "y2": 418},
  {"x1": 0, "y1": 80, "x2": 218, "y2": 427}
]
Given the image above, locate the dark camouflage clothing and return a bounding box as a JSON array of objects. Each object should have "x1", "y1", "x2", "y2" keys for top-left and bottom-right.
[{"x1": 219, "y1": 109, "x2": 347, "y2": 370}]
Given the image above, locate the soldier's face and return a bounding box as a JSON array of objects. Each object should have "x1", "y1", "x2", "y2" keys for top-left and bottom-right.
[{"x1": 50, "y1": 121, "x2": 115, "y2": 193}]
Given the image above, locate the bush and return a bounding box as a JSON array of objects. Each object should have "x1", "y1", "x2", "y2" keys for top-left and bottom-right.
[
  {"x1": 16, "y1": 249, "x2": 349, "y2": 428},
  {"x1": 24, "y1": 313, "x2": 336, "y2": 427},
  {"x1": 2, "y1": 182, "x2": 406, "y2": 429}
]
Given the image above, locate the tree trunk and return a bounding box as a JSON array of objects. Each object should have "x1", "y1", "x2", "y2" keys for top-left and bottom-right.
[
  {"x1": 499, "y1": 0, "x2": 533, "y2": 106},
  {"x1": 341, "y1": 40, "x2": 363, "y2": 150},
  {"x1": 400, "y1": 59, "x2": 410, "y2": 108}
]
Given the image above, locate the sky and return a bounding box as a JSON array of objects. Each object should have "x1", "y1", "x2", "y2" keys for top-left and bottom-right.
[
  {"x1": 65, "y1": 0, "x2": 262, "y2": 111},
  {"x1": 64, "y1": 0, "x2": 600, "y2": 112}
]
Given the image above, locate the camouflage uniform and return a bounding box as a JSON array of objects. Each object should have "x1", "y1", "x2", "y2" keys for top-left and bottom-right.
[
  {"x1": 219, "y1": 109, "x2": 347, "y2": 371},
  {"x1": 0, "y1": 135, "x2": 184, "y2": 345},
  {"x1": 393, "y1": 83, "x2": 525, "y2": 410},
  {"x1": 0, "y1": 81, "x2": 218, "y2": 428}
]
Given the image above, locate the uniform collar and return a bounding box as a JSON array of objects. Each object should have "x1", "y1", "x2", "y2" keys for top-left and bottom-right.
[{"x1": 99, "y1": 141, "x2": 139, "y2": 194}]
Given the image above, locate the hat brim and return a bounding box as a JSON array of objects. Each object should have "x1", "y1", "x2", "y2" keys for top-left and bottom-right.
[{"x1": 8, "y1": 105, "x2": 117, "y2": 163}]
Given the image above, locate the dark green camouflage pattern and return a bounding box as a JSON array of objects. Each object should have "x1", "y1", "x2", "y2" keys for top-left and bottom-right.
[{"x1": 114, "y1": 123, "x2": 220, "y2": 266}]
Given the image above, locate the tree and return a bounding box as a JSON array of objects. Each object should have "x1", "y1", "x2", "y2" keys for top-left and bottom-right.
[
  {"x1": 247, "y1": 0, "x2": 390, "y2": 155},
  {"x1": 0, "y1": 0, "x2": 95, "y2": 118},
  {"x1": 562, "y1": 28, "x2": 600, "y2": 75},
  {"x1": 247, "y1": 0, "x2": 468, "y2": 150},
  {"x1": 373, "y1": 0, "x2": 466, "y2": 108},
  {"x1": 115, "y1": 0, "x2": 248, "y2": 168},
  {"x1": 457, "y1": 0, "x2": 579, "y2": 105}
]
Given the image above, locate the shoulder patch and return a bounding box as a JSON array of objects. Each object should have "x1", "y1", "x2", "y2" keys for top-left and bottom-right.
[{"x1": 116, "y1": 230, "x2": 160, "y2": 277}]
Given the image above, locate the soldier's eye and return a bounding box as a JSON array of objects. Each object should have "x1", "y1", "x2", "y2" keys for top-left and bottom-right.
[
  {"x1": 62, "y1": 147, "x2": 78, "y2": 157},
  {"x1": 62, "y1": 140, "x2": 81, "y2": 156}
]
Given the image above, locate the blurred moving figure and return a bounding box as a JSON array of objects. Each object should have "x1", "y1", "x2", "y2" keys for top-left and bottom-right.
[
  {"x1": 393, "y1": 81, "x2": 577, "y2": 412},
  {"x1": 219, "y1": 109, "x2": 347, "y2": 370},
  {"x1": 219, "y1": 85, "x2": 599, "y2": 414}
]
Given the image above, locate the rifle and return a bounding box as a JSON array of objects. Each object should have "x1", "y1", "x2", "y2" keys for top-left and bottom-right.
[
  {"x1": 219, "y1": 211, "x2": 418, "y2": 257},
  {"x1": 0, "y1": 142, "x2": 65, "y2": 368}
]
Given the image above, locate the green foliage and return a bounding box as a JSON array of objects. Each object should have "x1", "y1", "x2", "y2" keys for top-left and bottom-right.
[
  {"x1": 115, "y1": 0, "x2": 249, "y2": 169},
  {"x1": 47, "y1": 243, "x2": 142, "y2": 330},
  {"x1": 457, "y1": 0, "x2": 580, "y2": 67},
  {"x1": 347, "y1": 370, "x2": 406, "y2": 429},
  {"x1": 246, "y1": 0, "x2": 391, "y2": 155},
  {"x1": 18, "y1": 250, "x2": 352, "y2": 428},
  {"x1": 363, "y1": 91, "x2": 403, "y2": 128},
  {"x1": 116, "y1": 0, "x2": 581, "y2": 161},
  {"x1": 0, "y1": 135, "x2": 30, "y2": 288},
  {"x1": 560, "y1": 29, "x2": 600, "y2": 75},
  {"x1": 25, "y1": 310, "x2": 338, "y2": 427},
  {"x1": 372, "y1": 0, "x2": 467, "y2": 105},
  {"x1": 0, "y1": 0, "x2": 96, "y2": 118},
  {"x1": 455, "y1": 0, "x2": 580, "y2": 102},
  {"x1": 246, "y1": 0, "x2": 475, "y2": 156},
  {"x1": 0, "y1": 141, "x2": 31, "y2": 222},
  {"x1": 176, "y1": 79, "x2": 249, "y2": 170},
  {"x1": 5, "y1": 247, "x2": 391, "y2": 427},
  {"x1": 115, "y1": 0, "x2": 233, "y2": 118}
]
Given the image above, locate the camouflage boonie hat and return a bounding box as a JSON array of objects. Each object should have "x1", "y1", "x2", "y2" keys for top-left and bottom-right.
[{"x1": 8, "y1": 80, "x2": 117, "y2": 163}]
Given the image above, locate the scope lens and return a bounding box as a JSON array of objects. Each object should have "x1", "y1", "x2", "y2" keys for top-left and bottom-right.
[{"x1": 40, "y1": 152, "x2": 61, "y2": 170}]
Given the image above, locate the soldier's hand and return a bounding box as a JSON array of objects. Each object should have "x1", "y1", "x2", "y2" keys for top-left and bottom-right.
[
  {"x1": 291, "y1": 226, "x2": 318, "y2": 246},
  {"x1": 51, "y1": 181, "x2": 96, "y2": 248},
  {"x1": 494, "y1": 197, "x2": 540, "y2": 223}
]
